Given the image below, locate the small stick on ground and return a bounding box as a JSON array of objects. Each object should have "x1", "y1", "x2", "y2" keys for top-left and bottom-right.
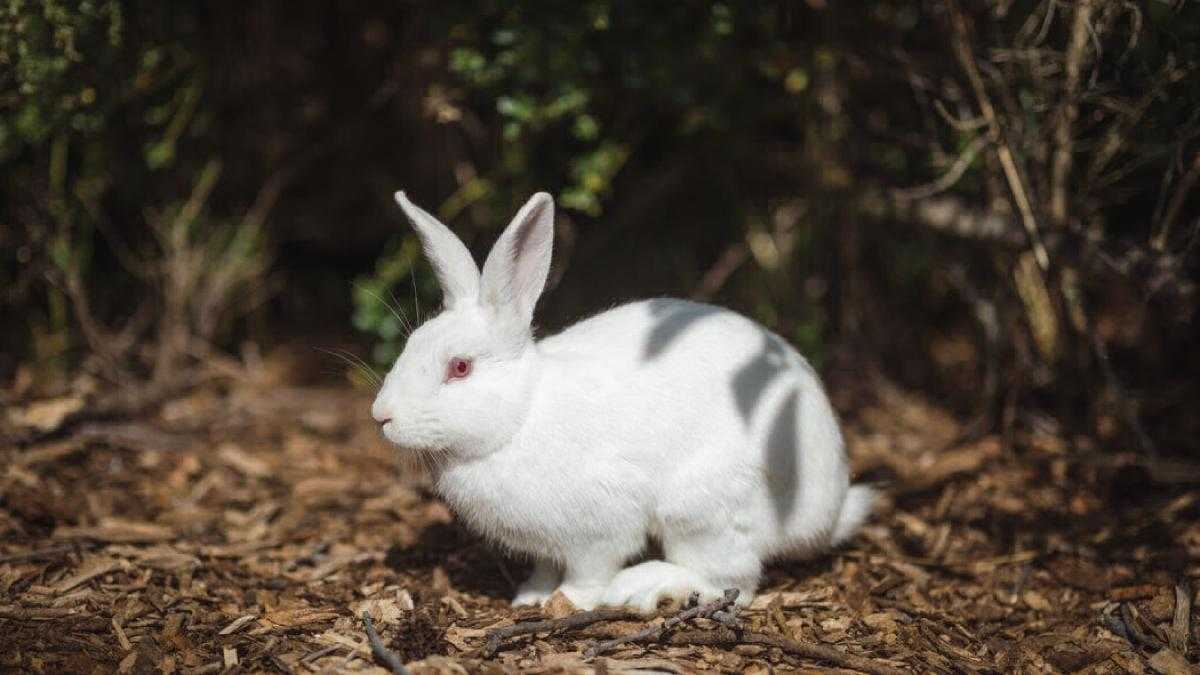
[
  {"x1": 0, "y1": 544, "x2": 80, "y2": 564},
  {"x1": 665, "y1": 628, "x2": 908, "y2": 675},
  {"x1": 1168, "y1": 581, "x2": 1191, "y2": 656},
  {"x1": 483, "y1": 608, "x2": 641, "y2": 657},
  {"x1": 362, "y1": 611, "x2": 411, "y2": 675},
  {"x1": 585, "y1": 589, "x2": 741, "y2": 658}
]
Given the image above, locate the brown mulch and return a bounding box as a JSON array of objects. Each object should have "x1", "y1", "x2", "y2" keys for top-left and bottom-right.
[{"x1": 2, "y1": 357, "x2": 1198, "y2": 674}]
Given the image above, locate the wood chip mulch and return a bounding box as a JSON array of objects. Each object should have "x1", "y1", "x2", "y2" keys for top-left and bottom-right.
[{"x1": 2, "y1": 365, "x2": 1198, "y2": 674}]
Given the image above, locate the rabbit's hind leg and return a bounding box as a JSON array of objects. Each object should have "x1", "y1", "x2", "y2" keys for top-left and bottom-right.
[
  {"x1": 599, "y1": 560, "x2": 722, "y2": 612},
  {"x1": 601, "y1": 529, "x2": 761, "y2": 612}
]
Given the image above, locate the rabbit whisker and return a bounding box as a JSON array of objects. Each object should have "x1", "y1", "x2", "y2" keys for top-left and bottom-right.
[
  {"x1": 316, "y1": 347, "x2": 383, "y2": 387},
  {"x1": 410, "y1": 268, "x2": 423, "y2": 325},
  {"x1": 356, "y1": 282, "x2": 412, "y2": 336},
  {"x1": 387, "y1": 287, "x2": 416, "y2": 336}
]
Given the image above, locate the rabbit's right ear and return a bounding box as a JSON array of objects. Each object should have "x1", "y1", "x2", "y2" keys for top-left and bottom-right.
[
  {"x1": 394, "y1": 192, "x2": 480, "y2": 308},
  {"x1": 480, "y1": 192, "x2": 554, "y2": 325}
]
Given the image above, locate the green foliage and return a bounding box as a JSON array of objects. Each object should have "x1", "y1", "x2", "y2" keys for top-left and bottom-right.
[
  {"x1": 355, "y1": 1, "x2": 834, "y2": 363},
  {"x1": 352, "y1": 238, "x2": 432, "y2": 366},
  {"x1": 0, "y1": 0, "x2": 125, "y2": 159}
]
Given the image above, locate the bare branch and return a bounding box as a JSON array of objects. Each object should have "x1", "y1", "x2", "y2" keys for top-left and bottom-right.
[
  {"x1": 892, "y1": 194, "x2": 1026, "y2": 246},
  {"x1": 667, "y1": 628, "x2": 907, "y2": 675},
  {"x1": 482, "y1": 608, "x2": 640, "y2": 657},
  {"x1": 1153, "y1": 150, "x2": 1200, "y2": 252},
  {"x1": 361, "y1": 611, "x2": 411, "y2": 675},
  {"x1": 892, "y1": 135, "x2": 989, "y2": 201},
  {"x1": 932, "y1": 99, "x2": 988, "y2": 132},
  {"x1": 585, "y1": 589, "x2": 741, "y2": 659},
  {"x1": 947, "y1": 0, "x2": 1053, "y2": 274},
  {"x1": 1050, "y1": 0, "x2": 1096, "y2": 228},
  {"x1": 691, "y1": 243, "x2": 749, "y2": 302}
]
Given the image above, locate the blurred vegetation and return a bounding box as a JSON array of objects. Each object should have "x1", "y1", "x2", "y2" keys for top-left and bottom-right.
[{"x1": 3, "y1": 1, "x2": 1198, "y2": 456}]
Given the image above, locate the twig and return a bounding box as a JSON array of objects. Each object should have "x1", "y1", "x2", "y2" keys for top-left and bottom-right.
[
  {"x1": 692, "y1": 243, "x2": 749, "y2": 301},
  {"x1": 1117, "y1": 602, "x2": 1166, "y2": 651},
  {"x1": 1050, "y1": 0, "x2": 1096, "y2": 227},
  {"x1": 267, "y1": 654, "x2": 295, "y2": 675},
  {"x1": 933, "y1": 99, "x2": 988, "y2": 132},
  {"x1": 483, "y1": 607, "x2": 641, "y2": 658},
  {"x1": 0, "y1": 544, "x2": 80, "y2": 564},
  {"x1": 361, "y1": 611, "x2": 411, "y2": 675},
  {"x1": 665, "y1": 629, "x2": 906, "y2": 675},
  {"x1": 892, "y1": 135, "x2": 989, "y2": 201},
  {"x1": 1153, "y1": 150, "x2": 1200, "y2": 252},
  {"x1": 947, "y1": 0, "x2": 1052, "y2": 273},
  {"x1": 1169, "y1": 581, "x2": 1191, "y2": 655},
  {"x1": 893, "y1": 194, "x2": 1027, "y2": 246},
  {"x1": 585, "y1": 589, "x2": 742, "y2": 658}
]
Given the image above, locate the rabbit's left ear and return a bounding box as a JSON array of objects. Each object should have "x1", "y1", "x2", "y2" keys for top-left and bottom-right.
[{"x1": 480, "y1": 192, "x2": 554, "y2": 324}]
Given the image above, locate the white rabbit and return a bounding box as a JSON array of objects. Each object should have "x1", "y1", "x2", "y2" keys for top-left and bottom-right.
[{"x1": 372, "y1": 191, "x2": 874, "y2": 612}]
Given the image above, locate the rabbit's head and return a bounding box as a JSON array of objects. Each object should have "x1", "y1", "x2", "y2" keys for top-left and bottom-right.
[{"x1": 371, "y1": 192, "x2": 554, "y2": 462}]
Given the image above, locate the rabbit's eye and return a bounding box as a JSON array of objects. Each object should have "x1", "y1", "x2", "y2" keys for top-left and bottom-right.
[{"x1": 446, "y1": 357, "x2": 472, "y2": 381}]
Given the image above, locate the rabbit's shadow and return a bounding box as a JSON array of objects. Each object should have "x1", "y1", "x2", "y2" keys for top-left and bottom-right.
[{"x1": 385, "y1": 520, "x2": 520, "y2": 601}]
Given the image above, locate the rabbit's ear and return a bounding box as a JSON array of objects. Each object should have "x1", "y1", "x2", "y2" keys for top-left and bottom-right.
[
  {"x1": 480, "y1": 192, "x2": 554, "y2": 324},
  {"x1": 394, "y1": 191, "x2": 480, "y2": 308}
]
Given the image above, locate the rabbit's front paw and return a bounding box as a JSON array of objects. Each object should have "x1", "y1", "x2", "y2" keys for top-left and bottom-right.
[
  {"x1": 556, "y1": 582, "x2": 606, "y2": 611},
  {"x1": 601, "y1": 561, "x2": 723, "y2": 613},
  {"x1": 512, "y1": 562, "x2": 560, "y2": 607},
  {"x1": 512, "y1": 586, "x2": 554, "y2": 607}
]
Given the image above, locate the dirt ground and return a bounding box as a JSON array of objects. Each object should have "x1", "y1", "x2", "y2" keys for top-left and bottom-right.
[{"x1": 2, "y1": 350, "x2": 1198, "y2": 674}]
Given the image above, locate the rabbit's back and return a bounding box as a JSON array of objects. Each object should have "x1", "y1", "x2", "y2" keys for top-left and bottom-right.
[{"x1": 531, "y1": 298, "x2": 850, "y2": 557}]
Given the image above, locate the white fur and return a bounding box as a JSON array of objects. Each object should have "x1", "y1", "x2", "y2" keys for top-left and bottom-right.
[{"x1": 373, "y1": 192, "x2": 875, "y2": 612}]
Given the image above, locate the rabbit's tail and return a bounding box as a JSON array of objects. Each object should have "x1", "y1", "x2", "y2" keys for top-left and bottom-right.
[{"x1": 831, "y1": 484, "x2": 876, "y2": 546}]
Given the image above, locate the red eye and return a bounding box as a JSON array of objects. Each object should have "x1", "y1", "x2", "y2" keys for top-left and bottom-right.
[{"x1": 446, "y1": 357, "x2": 472, "y2": 381}]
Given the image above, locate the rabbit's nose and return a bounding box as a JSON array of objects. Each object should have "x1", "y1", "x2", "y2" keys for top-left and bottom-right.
[{"x1": 370, "y1": 397, "x2": 392, "y2": 426}]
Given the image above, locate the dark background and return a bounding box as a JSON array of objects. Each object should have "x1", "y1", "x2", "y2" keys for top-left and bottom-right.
[{"x1": 3, "y1": 0, "x2": 1198, "y2": 459}]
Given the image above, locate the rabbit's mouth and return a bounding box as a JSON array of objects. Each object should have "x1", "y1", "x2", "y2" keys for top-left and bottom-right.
[{"x1": 383, "y1": 431, "x2": 454, "y2": 464}]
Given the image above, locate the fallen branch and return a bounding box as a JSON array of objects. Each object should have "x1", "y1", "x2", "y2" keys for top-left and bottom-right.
[
  {"x1": 585, "y1": 589, "x2": 742, "y2": 658},
  {"x1": 483, "y1": 607, "x2": 641, "y2": 657},
  {"x1": 361, "y1": 611, "x2": 411, "y2": 675},
  {"x1": 664, "y1": 628, "x2": 908, "y2": 675}
]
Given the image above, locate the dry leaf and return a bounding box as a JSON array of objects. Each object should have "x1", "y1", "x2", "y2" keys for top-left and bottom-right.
[
  {"x1": 443, "y1": 624, "x2": 487, "y2": 651},
  {"x1": 1023, "y1": 590, "x2": 1052, "y2": 611},
  {"x1": 134, "y1": 546, "x2": 200, "y2": 571},
  {"x1": 543, "y1": 590, "x2": 578, "y2": 619},
  {"x1": 352, "y1": 597, "x2": 404, "y2": 625},
  {"x1": 1147, "y1": 648, "x2": 1191, "y2": 675},
  {"x1": 314, "y1": 629, "x2": 371, "y2": 655},
  {"x1": 112, "y1": 617, "x2": 132, "y2": 651},
  {"x1": 7, "y1": 395, "x2": 85, "y2": 432},
  {"x1": 218, "y1": 614, "x2": 258, "y2": 635},
  {"x1": 261, "y1": 606, "x2": 340, "y2": 628},
  {"x1": 217, "y1": 443, "x2": 272, "y2": 477},
  {"x1": 52, "y1": 557, "x2": 125, "y2": 594},
  {"x1": 54, "y1": 519, "x2": 174, "y2": 543}
]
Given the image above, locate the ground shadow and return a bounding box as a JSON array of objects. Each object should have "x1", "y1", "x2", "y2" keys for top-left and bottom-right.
[{"x1": 386, "y1": 520, "x2": 520, "y2": 602}]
